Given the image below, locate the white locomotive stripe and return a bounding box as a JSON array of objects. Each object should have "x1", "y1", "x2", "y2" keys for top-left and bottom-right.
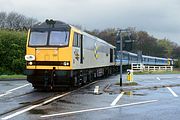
[
  {"x1": 111, "y1": 92, "x2": 124, "y2": 106},
  {"x1": 166, "y1": 87, "x2": 178, "y2": 97},
  {"x1": 41, "y1": 100, "x2": 158, "y2": 118},
  {"x1": 0, "y1": 84, "x2": 30, "y2": 98},
  {"x1": 1, "y1": 81, "x2": 99, "y2": 120}
]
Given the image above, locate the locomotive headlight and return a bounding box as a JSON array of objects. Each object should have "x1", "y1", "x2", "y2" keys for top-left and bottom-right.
[
  {"x1": 27, "y1": 61, "x2": 33, "y2": 66},
  {"x1": 29, "y1": 62, "x2": 33, "y2": 65},
  {"x1": 66, "y1": 62, "x2": 70, "y2": 66},
  {"x1": 25, "y1": 55, "x2": 35, "y2": 61},
  {"x1": 63, "y1": 62, "x2": 67, "y2": 66},
  {"x1": 63, "y1": 61, "x2": 70, "y2": 66}
]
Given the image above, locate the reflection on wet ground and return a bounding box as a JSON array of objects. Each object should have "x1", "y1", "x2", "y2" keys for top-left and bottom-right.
[
  {"x1": 57, "y1": 99, "x2": 75, "y2": 104},
  {"x1": 124, "y1": 91, "x2": 147, "y2": 96},
  {"x1": 29, "y1": 109, "x2": 49, "y2": 115}
]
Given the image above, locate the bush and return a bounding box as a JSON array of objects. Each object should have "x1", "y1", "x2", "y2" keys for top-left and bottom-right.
[
  {"x1": 0, "y1": 29, "x2": 27, "y2": 75},
  {"x1": 174, "y1": 59, "x2": 180, "y2": 68}
]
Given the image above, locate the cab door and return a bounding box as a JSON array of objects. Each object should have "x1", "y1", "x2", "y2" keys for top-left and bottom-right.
[
  {"x1": 80, "y1": 35, "x2": 83, "y2": 64},
  {"x1": 73, "y1": 32, "x2": 83, "y2": 68}
]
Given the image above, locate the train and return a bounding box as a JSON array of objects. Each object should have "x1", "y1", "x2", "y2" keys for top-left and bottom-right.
[
  {"x1": 25, "y1": 20, "x2": 173, "y2": 90},
  {"x1": 115, "y1": 51, "x2": 173, "y2": 66}
]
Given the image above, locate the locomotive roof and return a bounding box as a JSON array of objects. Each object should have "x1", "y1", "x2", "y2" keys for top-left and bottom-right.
[
  {"x1": 31, "y1": 20, "x2": 71, "y2": 30},
  {"x1": 31, "y1": 20, "x2": 115, "y2": 48},
  {"x1": 82, "y1": 32, "x2": 115, "y2": 48}
]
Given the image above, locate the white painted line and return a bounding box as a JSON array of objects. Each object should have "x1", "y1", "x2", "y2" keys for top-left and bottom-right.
[
  {"x1": 1, "y1": 105, "x2": 40, "y2": 120},
  {"x1": 166, "y1": 87, "x2": 178, "y2": 97},
  {"x1": 111, "y1": 92, "x2": 124, "y2": 106},
  {"x1": 1, "y1": 92, "x2": 70, "y2": 120},
  {"x1": 0, "y1": 84, "x2": 31, "y2": 98},
  {"x1": 156, "y1": 77, "x2": 161, "y2": 80},
  {"x1": 42, "y1": 92, "x2": 71, "y2": 105},
  {"x1": 1, "y1": 81, "x2": 99, "y2": 120},
  {"x1": 7, "y1": 84, "x2": 31, "y2": 92},
  {"x1": 41, "y1": 100, "x2": 158, "y2": 118},
  {"x1": 0, "y1": 92, "x2": 12, "y2": 98}
]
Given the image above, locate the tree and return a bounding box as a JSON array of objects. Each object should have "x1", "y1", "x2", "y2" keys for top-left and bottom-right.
[
  {"x1": 158, "y1": 39, "x2": 177, "y2": 58},
  {"x1": 0, "y1": 11, "x2": 38, "y2": 30},
  {"x1": 0, "y1": 12, "x2": 7, "y2": 28}
]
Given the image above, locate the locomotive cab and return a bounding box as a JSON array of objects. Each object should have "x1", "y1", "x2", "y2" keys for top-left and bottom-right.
[{"x1": 25, "y1": 20, "x2": 74, "y2": 89}]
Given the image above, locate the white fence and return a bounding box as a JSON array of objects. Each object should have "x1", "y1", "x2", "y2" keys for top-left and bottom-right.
[{"x1": 131, "y1": 63, "x2": 173, "y2": 72}]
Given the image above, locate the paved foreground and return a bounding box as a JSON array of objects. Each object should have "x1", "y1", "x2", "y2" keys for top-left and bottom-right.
[{"x1": 0, "y1": 74, "x2": 180, "y2": 120}]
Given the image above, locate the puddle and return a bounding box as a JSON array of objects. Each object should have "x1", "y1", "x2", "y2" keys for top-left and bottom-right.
[
  {"x1": 57, "y1": 99, "x2": 75, "y2": 104},
  {"x1": 149, "y1": 87, "x2": 158, "y2": 90},
  {"x1": 77, "y1": 91, "x2": 103, "y2": 95},
  {"x1": 29, "y1": 109, "x2": 48, "y2": 115},
  {"x1": 124, "y1": 91, "x2": 133, "y2": 96},
  {"x1": 109, "y1": 92, "x2": 116, "y2": 95},
  {"x1": 19, "y1": 102, "x2": 31, "y2": 105},
  {"x1": 124, "y1": 91, "x2": 147, "y2": 96},
  {"x1": 132, "y1": 93, "x2": 147, "y2": 96}
]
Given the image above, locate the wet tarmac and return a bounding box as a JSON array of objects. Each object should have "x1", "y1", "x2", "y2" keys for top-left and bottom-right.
[{"x1": 0, "y1": 73, "x2": 180, "y2": 120}]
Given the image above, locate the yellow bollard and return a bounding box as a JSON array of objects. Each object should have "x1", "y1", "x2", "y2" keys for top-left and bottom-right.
[{"x1": 127, "y1": 69, "x2": 133, "y2": 82}]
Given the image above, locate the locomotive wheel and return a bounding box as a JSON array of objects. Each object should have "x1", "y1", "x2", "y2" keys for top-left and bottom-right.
[
  {"x1": 73, "y1": 75, "x2": 82, "y2": 87},
  {"x1": 83, "y1": 75, "x2": 88, "y2": 85},
  {"x1": 88, "y1": 73, "x2": 93, "y2": 82},
  {"x1": 73, "y1": 76, "x2": 78, "y2": 87}
]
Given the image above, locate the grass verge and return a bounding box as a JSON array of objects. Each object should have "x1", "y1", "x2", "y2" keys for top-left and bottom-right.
[{"x1": 0, "y1": 75, "x2": 26, "y2": 80}]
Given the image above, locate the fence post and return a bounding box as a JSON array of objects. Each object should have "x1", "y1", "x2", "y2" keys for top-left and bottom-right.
[{"x1": 171, "y1": 66, "x2": 173, "y2": 71}]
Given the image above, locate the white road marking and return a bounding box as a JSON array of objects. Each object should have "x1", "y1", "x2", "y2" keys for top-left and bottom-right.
[
  {"x1": 1, "y1": 92, "x2": 71, "y2": 120},
  {"x1": 1, "y1": 81, "x2": 99, "y2": 120},
  {"x1": 0, "y1": 84, "x2": 31, "y2": 98},
  {"x1": 156, "y1": 77, "x2": 161, "y2": 80},
  {"x1": 1, "y1": 105, "x2": 40, "y2": 120},
  {"x1": 111, "y1": 92, "x2": 124, "y2": 106},
  {"x1": 0, "y1": 92, "x2": 12, "y2": 97},
  {"x1": 7, "y1": 84, "x2": 31, "y2": 92},
  {"x1": 41, "y1": 100, "x2": 158, "y2": 118},
  {"x1": 166, "y1": 87, "x2": 178, "y2": 97}
]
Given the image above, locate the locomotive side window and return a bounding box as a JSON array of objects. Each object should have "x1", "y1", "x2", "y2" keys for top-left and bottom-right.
[{"x1": 73, "y1": 32, "x2": 81, "y2": 47}]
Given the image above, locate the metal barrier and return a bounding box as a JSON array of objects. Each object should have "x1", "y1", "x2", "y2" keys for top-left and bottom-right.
[
  {"x1": 131, "y1": 63, "x2": 173, "y2": 72},
  {"x1": 144, "y1": 66, "x2": 173, "y2": 72}
]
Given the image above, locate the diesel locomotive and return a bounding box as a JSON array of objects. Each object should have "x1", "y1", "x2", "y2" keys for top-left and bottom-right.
[
  {"x1": 25, "y1": 20, "x2": 115, "y2": 89},
  {"x1": 25, "y1": 20, "x2": 173, "y2": 90}
]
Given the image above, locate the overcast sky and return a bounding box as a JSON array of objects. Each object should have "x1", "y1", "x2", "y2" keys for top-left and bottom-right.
[{"x1": 0, "y1": 0, "x2": 180, "y2": 45}]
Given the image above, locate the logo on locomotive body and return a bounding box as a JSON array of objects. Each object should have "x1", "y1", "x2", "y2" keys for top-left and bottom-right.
[
  {"x1": 94, "y1": 42, "x2": 99, "y2": 59},
  {"x1": 74, "y1": 49, "x2": 80, "y2": 61}
]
